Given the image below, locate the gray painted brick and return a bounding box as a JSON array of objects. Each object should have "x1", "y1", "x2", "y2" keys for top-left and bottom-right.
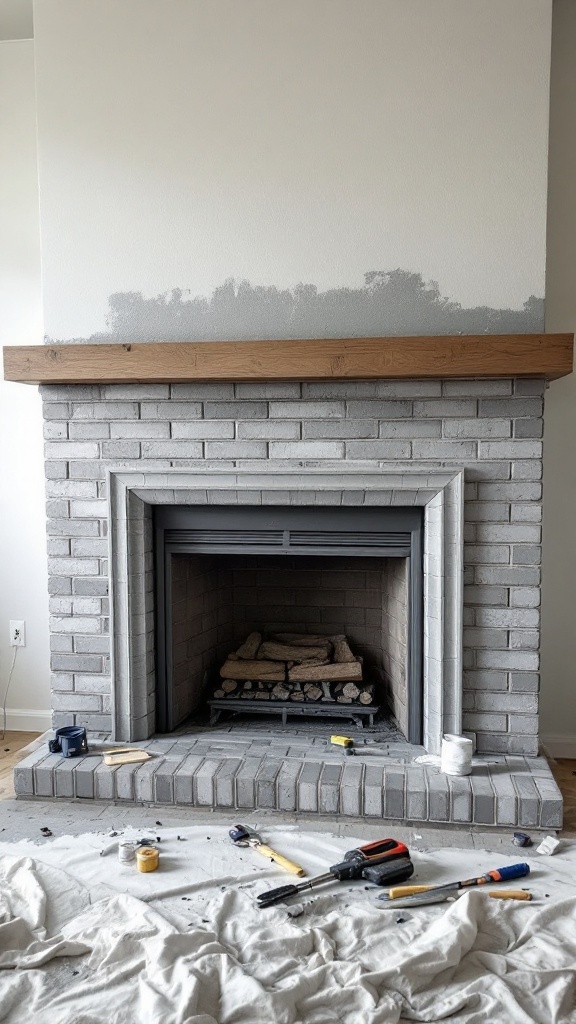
[
  {"x1": 69, "y1": 423, "x2": 111, "y2": 439},
  {"x1": 42, "y1": 385, "x2": 102, "y2": 401},
  {"x1": 205, "y1": 442, "x2": 267, "y2": 459},
  {"x1": 345, "y1": 441, "x2": 411, "y2": 459},
  {"x1": 412, "y1": 440, "x2": 477, "y2": 459},
  {"x1": 464, "y1": 546, "x2": 510, "y2": 565},
  {"x1": 471, "y1": 772, "x2": 496, "y2": 824},
  {"x1": 426, "y1": 771, "x2": 449, "y2": 821},
  {"x1": 414, "y1": 399, "x2": 476, "y2": 417},
  {"x1": 304, "y1": 381, "x2": 441, "y2": 398},
  {"x1": 270, "y1": 401, "x2": 345, "y2": 419},
  {"x1": 69, "y1": 500, "x2": 107, "y2": 518},
  {"x1": 68, "y1": 461, "x2": 106, "y2": 480},
  {"x1": 140, "y1": 402, "x2": 202, "y2": 419},
  {"x1": 475, "y1": 691, "x2": 538, "y2": 713},
  {"x1": 479, "y1": 398, "x2": 543, "y2": 417},
  {"x1": 45, "y1": 441, "x2": 100, "y2": 460},
  {"x1": 44, "y1": 422, "x2": 68, "y2": 440},
  {"x1": 511, "y1": 461, "x2": 543, "y2": 481},
  {"x1": 478, "y1": 482, "x2": 541, "y2": 501},
  {"x1": 204, "y1": 401, "x2": 267, "y2": 419},
  {"x1": 297, "y1": 761, "x2": 322, "y2": 812},
  {"x1": 449, "y1": 776, "x2": 472, "y2": 822},
  {"x1": 319, "y1": 762, "x2": 343, "y2": 814},
  {"x1": 479, "y1": 440, "x2": 542, "y2": 460},
  {"x1": 383, "y1": 770, "x2": 405, "y2": 818},
  {"x1": 71, "y1": 401, "x2": 139, "y2": 420},
  {"x1": 476, "y1": 523, "x2": 540, "y2": 544},
  {"x1": 303, "y1": 420, "x2": 378, "y2": 439},
  {"x1": 512, "y1": 775, "x2": 540, "y2": 827},
  {"x1": 340, "y1": 762, "x2": 365, "y2": 816},
  {"x1": 463, "y1": 670, "x2": 508, "y2": 690},
  {"x1": 154, "y1": 756, "x2": 185, "y2": 803},
  {"x1": 509, "y1": 672, "x2": 540, "y2": 692},
  {"x1": 475, "y1": 607, "x2": 539, "y2": 628},
  {"x1": 239, "y1": 420, "x2": 301, "y2": 439},
  {"x1": 489, "y1": 769, "x2": 518, "y2": 824},
  {"x1": 443, "y1": 380, "x2": 512, "y2": 397},
  {"x1": 363, "y1": 766, "x2": 384, "y2": 817},
  {"x1": 171, "y1": 384, "x2": 235, "y2": 400},
  {"x1": 71, "y1": 538, "x2": 108, "y2": 557},
  {"x1": 508, "y1": 714, "x2": 539, "y2": 734},
  {"x1": 51, "y1": 691, "x2": 101, "y2": 712},
  {"x1": 102, "y1": 384, "x2": 170, "y2": 399},
  {"x1": 514, "y1": 419, "x2": 543, "y2": 438},
  {"x1": 214, "y1": 758, "x2": 243, "y2": 807},
  {"x1": 512, "y1": 545, "x2": 541, "y2": 565},
  {"x1": 235, "y1": 758, "x2": 263, "y2": 808},
  {"x1": 508, "y1": 630, "x2": 540, "y2": 650},
  {"x1": 269, "y1": 441, "x2": 344, "y2": 459},
  {"x1": 43, "y1": 402, "x2": 71, "y2": 420},
  {"x1": 172, "y1": 421, "x2": 235, "y2": 439},
  {"x1": 34, "y1": 754, "x2": 62, "y2": 797},
  {"x1": 346, "y1": 400, "x2": 412, "y2": 418},
  {"x1": 54, "y1": 758, "x2": 81, "y2": 798},
  {"x1": 114, "y1": 762, "x2": 138, "y2": 800},
  {"x1": 235, "y1": 382, "x2": 301, "y2": 399},
  {"x1": 464, "y1": 585, "x2": 508, "y2": 606},
  {"x1": 276, "y1": 759, "x2": 303, "y2": 811},
  {"x1": 474, "y1": 566, "x2": 540, "y2": 586},
  {"x1": 514, "y1": 380, "x2": 546, "y2": 396},
  {"x1": 405, "y1": 768, "x2": 427, "y2": 820},
  {"x1": 110, "y1": 422, "x2": 170, "y2": 439},
  {"x1": 380, "y1": 419, "x2": 442, "y2": 438},
  {"x1": 135, "y1": 758, "x2": 162, "y2": 802},
  {"x1": 463, "y1": 627, "x2": 508, "y2": 650},
  {"x1": 45, "y1": 461, "x2": 69, "y2": 479},
  {"x1": 50, "y1": 635, "x2": 73, "y2": 652},
  {"x1": 100, "y1": 441, "x2": 141, "y2": 459},
  {"x1": 48, "y1": 557, "x2": 100, "y2": 577},
  {"x1": 51, "y1": 655, "x2": 102, "y2": 672},
  {"x1": 533, "y1": 777, "x2": 562, "y2": 828},
  {"x1": 463, "y1": 712, "x2": 507, "y2": 732},
  {"x1": 74, "y1": 674, "x2": 111, "y2": 693},
  {"x1": 510, "y1": 504, "x2": 542, "y2": 523},
  {"x1": 94, "y1": 762, "x2": 118, "y2": 801},
  {"x1": 75, "y1": 757, "x2": 100, "y2": 798},
  {"x1": 444, "y1": 418, "x2": 511, "y2": 438},
  {"x1": 47, "y1": 539, "x2": 71, "y2": 556},
  {"x1": 256, "y1": 759, "x2": 282, "y2": 808},
  {"x1": 141, "y1": 441, "x2": 203, "y2": 458}
]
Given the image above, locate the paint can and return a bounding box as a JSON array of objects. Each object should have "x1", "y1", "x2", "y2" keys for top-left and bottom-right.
[
  {"x1": 118, "y1": 841, "x2": 137, "y2": 864},
  {"x1": 136, "y1": 846, "x2": 159, "y2": 872}
]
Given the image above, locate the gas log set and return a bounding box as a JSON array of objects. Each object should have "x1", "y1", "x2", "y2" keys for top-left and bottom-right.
[{"x1": 213, "y1": 632, "x2": 375, "y2": 706}]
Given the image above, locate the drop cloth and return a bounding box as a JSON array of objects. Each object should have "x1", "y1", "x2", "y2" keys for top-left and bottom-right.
[{"x1": 0, "y1": 826, "x2": 575, "y2": 1023}]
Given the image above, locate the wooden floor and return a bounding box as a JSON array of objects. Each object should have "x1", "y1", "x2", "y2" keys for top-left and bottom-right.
[
  {"x1": 1, "y1": 732, "x2": 575, "y2": 833},
  {"x1": 0, "y1": 732, "x2": 43, "y2": 801}
]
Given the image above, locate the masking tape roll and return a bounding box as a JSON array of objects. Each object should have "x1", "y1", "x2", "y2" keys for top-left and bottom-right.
[
  {"x1": 136, "y1": 846, "x2": 159, "y2": 872},
  {"x1": 118, "y1": 841, "x2": 136, "y2": 864}
]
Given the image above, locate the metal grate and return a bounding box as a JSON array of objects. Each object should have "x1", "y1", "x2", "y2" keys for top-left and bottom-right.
[{"x1": 166, "y1": 527, "x2": 411, "y2": 554}]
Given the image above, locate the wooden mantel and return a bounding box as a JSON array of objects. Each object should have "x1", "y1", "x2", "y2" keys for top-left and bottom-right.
[{"x1": 3, "y1": 334, "x2": 573, "y2": 384}]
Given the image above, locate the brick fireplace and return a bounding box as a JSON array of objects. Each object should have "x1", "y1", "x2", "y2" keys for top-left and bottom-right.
[{"x1": 41, "y1": 376, "x2": 544, "y2": 755}]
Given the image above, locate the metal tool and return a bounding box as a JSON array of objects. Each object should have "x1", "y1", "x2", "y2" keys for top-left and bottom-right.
[
  {"x1": 379, "y1": 862, "x2": 531, "y2": 902},
  {"x1": 257, "y1": 838, "x2": 410, "y2": 908},
  {"x1": 229, "y1": 824, "x2": 305, "y2": 876},
  {"x1": 379, "y1": 887, "x2": 533, "y2": 909}
]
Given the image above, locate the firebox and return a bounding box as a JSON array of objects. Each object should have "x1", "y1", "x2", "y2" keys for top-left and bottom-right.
[{"x1": 154, "y1": 505, "x2": 424, "y2": 743}]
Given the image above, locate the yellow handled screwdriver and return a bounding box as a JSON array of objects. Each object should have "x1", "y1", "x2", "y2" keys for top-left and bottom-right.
[{"x1": 379, "y1": 887, "x2": 532, "y2": 908}]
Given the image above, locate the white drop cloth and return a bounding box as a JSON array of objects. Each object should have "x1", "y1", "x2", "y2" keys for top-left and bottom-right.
[{"x1": 0, "y1": 826, "x2": 575, "y2": 1023}]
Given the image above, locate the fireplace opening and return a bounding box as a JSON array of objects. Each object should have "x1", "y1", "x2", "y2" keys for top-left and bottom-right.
[{"x1": 154, "y1": 505, "x2": 423, "y2": 743}]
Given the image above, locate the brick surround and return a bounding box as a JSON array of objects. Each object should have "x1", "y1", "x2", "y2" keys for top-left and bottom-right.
[{"x1": 41, "y1": 377, "x2": 545, "y2": 756}]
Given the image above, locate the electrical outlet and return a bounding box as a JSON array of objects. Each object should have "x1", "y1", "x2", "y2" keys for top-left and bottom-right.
[{"x1": 9, "y1": 620, "x2": 25, "y2": 647}]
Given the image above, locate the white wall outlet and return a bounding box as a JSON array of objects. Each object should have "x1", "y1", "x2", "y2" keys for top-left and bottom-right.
[{"x1": 9, "y1": 620, "x2": 25, "y2": 647}]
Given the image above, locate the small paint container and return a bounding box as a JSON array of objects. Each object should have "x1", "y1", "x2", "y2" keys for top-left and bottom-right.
[
  {"x1": 118, "y1": 841, "x2": 137, "y2": 864},
  {"x1": 136, "y1": 846, "x2": 159, "y2": 872}
]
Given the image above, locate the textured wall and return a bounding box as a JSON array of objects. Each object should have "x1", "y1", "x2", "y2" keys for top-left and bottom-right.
[{"x1": 33, "y1": 0, "x2": 551, "y2": 343}]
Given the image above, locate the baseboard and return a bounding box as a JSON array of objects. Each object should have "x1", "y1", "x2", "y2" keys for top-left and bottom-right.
[
  {"x1": 3, "y1": 708, "x2": 52, "y2": 732},
  {"x1": 540, "y1": 734, "x2": 576, "y2": 759}
]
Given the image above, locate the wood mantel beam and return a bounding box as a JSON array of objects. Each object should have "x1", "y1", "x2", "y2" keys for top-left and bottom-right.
[{"x1": 3, "y1": 334, "x2": 573, "y2": 385}]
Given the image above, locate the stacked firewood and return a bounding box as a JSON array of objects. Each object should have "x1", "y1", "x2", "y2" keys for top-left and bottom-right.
[{"x1": 213, "y1": 632, "x2": 375, "y2": 705}]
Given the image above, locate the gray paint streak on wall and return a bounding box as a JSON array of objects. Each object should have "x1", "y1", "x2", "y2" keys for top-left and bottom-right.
[{"x1": 48, "y1": 270, "x2": 544, "y2": 344}]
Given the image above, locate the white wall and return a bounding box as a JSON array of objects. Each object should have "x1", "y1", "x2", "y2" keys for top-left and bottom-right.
[
  {"x1": 0, "y1": 39, "x2": 50, "y2": 730},
  {"x1": 540, "y1": 0, "x2": 576, "y2": 757}
]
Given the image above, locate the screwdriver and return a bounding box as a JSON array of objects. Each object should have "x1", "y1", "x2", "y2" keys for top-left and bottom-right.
[{"x1": 257, "y1": 838, "x2": 410, "y2": 908}]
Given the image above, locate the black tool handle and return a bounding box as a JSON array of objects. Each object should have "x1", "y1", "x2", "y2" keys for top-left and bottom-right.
[{"x1": 362, "y1": 857, "x2": 414, "y2": 886}]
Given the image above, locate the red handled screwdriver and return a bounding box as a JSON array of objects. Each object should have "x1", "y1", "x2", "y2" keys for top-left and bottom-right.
[{"x1": 256, "y1": 838, "x2": 410, "y2": 908}]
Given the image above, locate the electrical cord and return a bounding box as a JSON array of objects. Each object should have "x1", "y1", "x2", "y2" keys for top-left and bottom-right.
[{"x1": 0, "y1": 646, "x2": 18, "y2": 741}]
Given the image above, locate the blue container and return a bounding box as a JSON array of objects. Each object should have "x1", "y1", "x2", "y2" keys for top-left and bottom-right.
[{"x1": 49, "y1": 726, "x2": 88, "y2": 757}]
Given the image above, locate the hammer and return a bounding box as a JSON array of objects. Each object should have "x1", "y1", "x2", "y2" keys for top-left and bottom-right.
[{"x1": 229, "y1": 824, "x2": 305, "y2": 876}]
